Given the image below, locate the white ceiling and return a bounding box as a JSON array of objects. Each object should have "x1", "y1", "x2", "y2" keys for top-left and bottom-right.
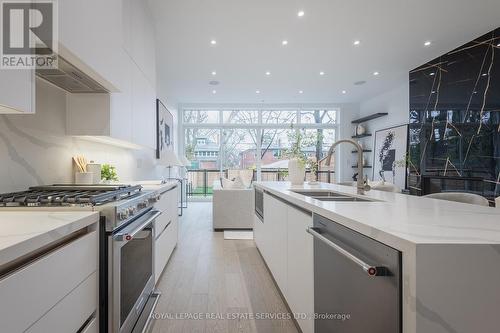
[{"x1": 148, "y1": 0, "x2": 500, "y2": 106}]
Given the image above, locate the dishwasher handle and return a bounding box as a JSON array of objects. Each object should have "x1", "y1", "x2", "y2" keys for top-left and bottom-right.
[{"x1": 307, "y1": 227, "x2": 388, "y2": 277}]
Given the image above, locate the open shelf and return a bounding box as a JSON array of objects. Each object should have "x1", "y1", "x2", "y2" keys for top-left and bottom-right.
[
  {"x1": 352, "y1": 165, "x2": 372, "y2": 168},
  {"x1": 351, "y1": 113, "x2": 388, "y2": 124},
  {"x1": 352, "y1": 150, "x2": 372, "y2": 153},
  {"x1": 351, "y1": 133, "x2": 372, "y2": 139}
]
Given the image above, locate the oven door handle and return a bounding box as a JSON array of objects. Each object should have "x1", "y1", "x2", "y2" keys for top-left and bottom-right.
[{"x1": 115, "y1": 210, "x2": 162, "y2": 241}]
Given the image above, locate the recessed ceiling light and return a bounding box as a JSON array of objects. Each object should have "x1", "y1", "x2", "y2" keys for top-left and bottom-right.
[
  {"x1": 429, "y1": 72, "x2": 435, "y2": 76},
  {"x1": 424, "y1": 41, "x2": 432, "y2": 46},
  {"x1": 212, "y1": 90, "x2": 217, "y2": 94},
  {"x1": 297, "y1": 10, "x2": 305, "y2": 17},
  {"x1": 319, "y1": 71, "x2": 325, "y2": 76},
  {"x1": 373, "y1": 71, "x2": 379, "y2": 76},
  {"x1": 497, "y1": 43, "x2": 500, "y2": 47},
  {"x1": 353, "y1": 40, "x2": 360, "y2": 46},
  {"x1": 256, "y1": 90, "x2": 260, "y2": 94},
  {"x1": 282, "y1": 40, "x2": 288, "y2": 45},
  {"x1": 211, "y1": 71, "x2": 217, "y2": 76},
  {"x1": 481, "y1": 73, "x2": 488, "y2": 77},
  {"x1": 431, "y1": 90, "x2": 436, "y2": 94},
  {"x1": 342, "y1": 90, "x2": 347, "y2": 94},
  {"x1": 265, "y1": 71, "x2": 271, "y2": 76},
  {"x1": 210, "y1": 40, "x2": 217, "y2": 45},
  {"x1": 354, "y1": 80, "x2": 366, "y2": 86},
  {"x1": 298, "y1": 90, "x2": 303, "y2": 94}
]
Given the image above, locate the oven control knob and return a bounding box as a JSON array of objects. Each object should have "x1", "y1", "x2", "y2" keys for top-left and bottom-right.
[
  {"x1": 138, "y1": 200, "x2": 148, "y2": 209},
  {"x1": 128, "y1": 207, "x2": 137, "y2": 216},
  {"x1": 118, "y1": 211, "x2": 129, "y2": 220}
]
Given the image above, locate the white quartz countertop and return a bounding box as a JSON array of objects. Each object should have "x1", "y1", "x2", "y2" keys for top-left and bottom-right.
[
  {"x1": 255, "y1": 181, "x2": 500, "y2": 249},
  {"x1": 131, "y1": 180, "x2": 178, "y2": 194},
  {"x1": 0, "y1": 211, "x2": 99, "y2": 267}
]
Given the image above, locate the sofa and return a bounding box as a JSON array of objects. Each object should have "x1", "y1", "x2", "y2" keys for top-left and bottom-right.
[{"x1": 212, "y1": 180, "x2": 254, "y2": 230}]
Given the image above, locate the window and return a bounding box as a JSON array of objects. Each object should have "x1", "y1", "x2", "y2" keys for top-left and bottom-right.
[
  {"x1": 182, "y1": 107, "x2": 339, "y2": 192},
  {"x1": 300, "y1": 110, "x2": 336, "y2": 124},
  {"x1": 262, "y1": 110, "x2": 297, "y2": 124},
  {"x1": 183, "y1": 110, "x2": 219, "y2": 124},
  {"x1": 223, "y1": 110, "x2": 259, "y2": 124}
]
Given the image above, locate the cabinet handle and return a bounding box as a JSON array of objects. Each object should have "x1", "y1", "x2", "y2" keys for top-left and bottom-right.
[
  {"x1": 155, "y1": 220, "x2": 172, "y2": 240},
  {"x1": 306, "y1": 227, "x2": 388, "y2": 277}
]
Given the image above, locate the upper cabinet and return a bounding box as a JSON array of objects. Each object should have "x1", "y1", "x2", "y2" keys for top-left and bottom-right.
[
  {"x1": 0, "y1": 69, "x2": 35, "y2": 114},
  {"x1": 61, "y1": 0, "x2": 157, "y2": 149},
  {"x1": 58, "y1": 0, "x2": 124, "y2": 91},
  {"x1": 122, "y1": 0, "x2": 157, "y2": 89}
]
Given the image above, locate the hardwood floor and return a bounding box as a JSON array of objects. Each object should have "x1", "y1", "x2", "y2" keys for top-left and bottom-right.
[{"x1": 149, "y1": 202, "x2": 299, "y2": 333}]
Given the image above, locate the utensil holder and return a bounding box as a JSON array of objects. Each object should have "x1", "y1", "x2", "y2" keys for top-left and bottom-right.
[{"x1": 75, "y1": 172, "x2": 93, "y2": 184}]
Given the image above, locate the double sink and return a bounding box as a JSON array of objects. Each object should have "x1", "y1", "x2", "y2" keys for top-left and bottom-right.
[{"x1": 291, "y1": 190, "x2": 373, "y2": 202}]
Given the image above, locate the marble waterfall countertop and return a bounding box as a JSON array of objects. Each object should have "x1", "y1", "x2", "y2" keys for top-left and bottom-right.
[
  {"x1": 255, "y1": 181, "x2": 500, "y2": 249},
  {"x1": 0, "y1": 211, "x2": 99, "y2": 267},
  {"x1": 256, "y1": 182, "x2": 500, "y2": 333}
]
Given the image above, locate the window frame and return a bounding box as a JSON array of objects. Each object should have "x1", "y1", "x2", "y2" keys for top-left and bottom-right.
[{"x1": 180, "y1": 106, "x2": 340, "y2": 180}]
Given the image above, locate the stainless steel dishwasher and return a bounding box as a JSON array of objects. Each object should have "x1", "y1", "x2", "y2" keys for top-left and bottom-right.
[{"x1": 308, "y1": 214, "x2": 401, "y2": 333}]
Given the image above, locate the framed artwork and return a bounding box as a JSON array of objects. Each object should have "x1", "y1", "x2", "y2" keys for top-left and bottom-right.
[
  {"x1": 373, "y1": 124, "x2": 408, "y2": 189},
  {"x1": 156, "y1": 99, "x2": 174, "y2": 160}
]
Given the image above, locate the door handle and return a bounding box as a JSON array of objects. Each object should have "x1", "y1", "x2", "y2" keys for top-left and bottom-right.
[
  {"x1": 307, "y1": 227, "x2": 388, "y2": 276},
  {"x1": 115, "y1": 210, "x2": 162, "y2": 241}
]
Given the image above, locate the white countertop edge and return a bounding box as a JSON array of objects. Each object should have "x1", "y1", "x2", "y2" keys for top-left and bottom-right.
[
  {"x1": 0, "y1": 212, "x2": 99, "y2": 267},
  {"x1": 254, "y1": 182, "x2": 500, "y2": 250}
]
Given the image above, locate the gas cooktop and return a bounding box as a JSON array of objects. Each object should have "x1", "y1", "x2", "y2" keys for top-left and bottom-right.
[{"x1": 0, "y1": 184, "x2": 143, "y2": 207}]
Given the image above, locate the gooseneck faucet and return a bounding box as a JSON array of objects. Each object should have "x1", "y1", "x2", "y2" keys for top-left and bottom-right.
[{"x1": 324, "y1": 139, "x2": 370, "y2": 195}]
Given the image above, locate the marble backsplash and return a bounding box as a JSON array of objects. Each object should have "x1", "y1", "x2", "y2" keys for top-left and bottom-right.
[{"x1": 0, "y1": 79, "x2": 172, "y2": 193}]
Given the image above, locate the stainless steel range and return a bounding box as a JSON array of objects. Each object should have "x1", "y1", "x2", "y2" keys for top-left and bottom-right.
[{"x1": 0, "y1": 184, "x2": 162, "y2": 333}]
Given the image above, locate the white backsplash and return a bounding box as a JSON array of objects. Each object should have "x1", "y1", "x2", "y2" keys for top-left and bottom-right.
[{"x1": 0, "y1": 79, "x2": 176, "y2": 193}]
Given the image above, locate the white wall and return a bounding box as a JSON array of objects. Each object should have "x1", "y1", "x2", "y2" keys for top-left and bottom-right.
[
  {"x1": 0, "y1": 79, "x2": 172, "y2": 193},
  {"x1": 354, "y1": 81, "x2": 409, "y2": 180}
]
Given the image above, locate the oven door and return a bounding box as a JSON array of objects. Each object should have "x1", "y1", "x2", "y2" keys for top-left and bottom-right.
[{"x1": 110, "y1": 209, "x2": 161, "y2": 333}]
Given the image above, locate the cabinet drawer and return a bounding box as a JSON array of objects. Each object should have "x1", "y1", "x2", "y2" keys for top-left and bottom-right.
[
  {"x1": 26, "y1": 272, "x2": 97, "y2": 333},
  {"x1": 155, "y1": 186, "x2": 178, "y2": 213},
  {"x1": 155, "y1": 219, "x2": 177, "y2": 284},
  {"x1": 0, "y1": 231, "x2": 97, "y2": 332}
]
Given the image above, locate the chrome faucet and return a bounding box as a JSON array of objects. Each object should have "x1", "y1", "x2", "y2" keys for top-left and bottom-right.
[{"x1": 325, "y1": 139, "x2": 370, "y2": 195}]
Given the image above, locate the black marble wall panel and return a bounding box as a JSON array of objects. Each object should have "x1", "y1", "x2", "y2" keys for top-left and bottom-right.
[{"x1": 409, "y1": 28, "x2": 500, "y2": 200}]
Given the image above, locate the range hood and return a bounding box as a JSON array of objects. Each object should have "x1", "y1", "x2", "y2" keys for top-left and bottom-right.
[{"x1": 36, "y1": 57, "x2": 109, "y2": 93}]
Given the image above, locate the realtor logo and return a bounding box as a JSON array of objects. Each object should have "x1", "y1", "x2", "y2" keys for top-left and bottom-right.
[{"x1": 1, "y1": 0, "x2": 58, "y2": 69}]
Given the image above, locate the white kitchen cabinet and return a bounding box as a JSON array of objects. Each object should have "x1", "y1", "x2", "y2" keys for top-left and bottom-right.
[
  {"x1": 122, "y1": 0, "x2": 157, "y2": 89},
  {"x1": 58, "y1": 0, "x2": 124, "y2": 91},
  {"x1": 0, "y1": 230, "x2": 98, "y2": 332},
  {"x1": 0, "y1": 68, "x2": 35, "y2": 114},
  {"x1": 154, "y1": 186, "x2": 179, "y2": 283},
  {"x1": 131, "y1": 62, "x2": 156, "y2": 149},
  {"x1": 263, "y1": 193, "x2": 288, "y2": 295},
  {"x1": 287, "y1": 206, "x2": 314, "y2": 333},
  {"x1": 253, "y1": 214, "x2": 265, "y2": 254}
]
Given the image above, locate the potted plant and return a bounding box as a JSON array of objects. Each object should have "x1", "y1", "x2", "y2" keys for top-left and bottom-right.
[
  {"x1": 284, "y1": 127, "x2": 315, "y2": 185},
  {"x1": 101, "y1": 164, "x2": 119, "y2": 183}
]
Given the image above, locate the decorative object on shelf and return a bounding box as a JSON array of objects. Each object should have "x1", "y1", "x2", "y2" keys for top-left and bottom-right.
[
  {"x1": 373, "y1": 124, "x2": 408, "y2": 189},
  {"x1": 351, "y1": 113, "x2": 388, "y2": 124},
  {"x1": 156, "y1": 99, "x2": 174, "y2": 160},
  {"x1": 355, "y1": 124, "x2": 366, "y2": 136},
  {"x1": 86, "y1": 161, "x2": 102, "y2": 184},
  {"x1": 101, "y1": 164, "x2": 119, "y2": 182}
]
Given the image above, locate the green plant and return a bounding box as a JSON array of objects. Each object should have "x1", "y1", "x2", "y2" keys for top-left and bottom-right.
[
  {"x1": 283, "y1": 126, "x2": 316, "y2": 168},
  {"x1": 101, "y1": 164, "x2": 118, "y2": 181}
]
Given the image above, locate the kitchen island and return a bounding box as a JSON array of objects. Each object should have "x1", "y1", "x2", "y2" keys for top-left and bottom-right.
[{"x1": 254, "y1": 181, "x2": 500, "y2": 333}]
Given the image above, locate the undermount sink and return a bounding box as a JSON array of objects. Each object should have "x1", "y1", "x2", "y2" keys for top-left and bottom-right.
[{"x1": 291, "y1": 190, "x2": 373, "y2": 202}]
